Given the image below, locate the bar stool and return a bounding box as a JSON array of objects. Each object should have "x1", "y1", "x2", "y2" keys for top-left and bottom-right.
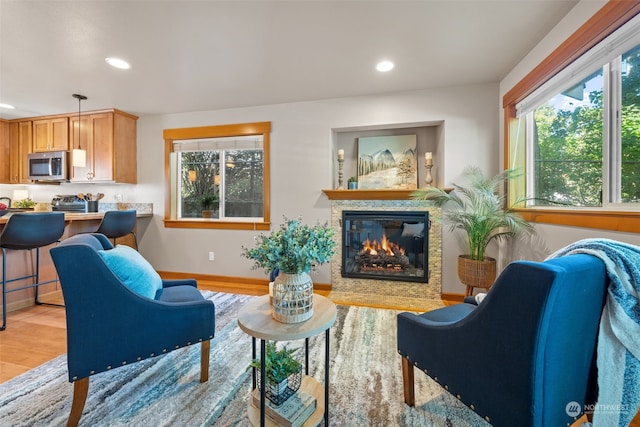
[
  {"x1": 96, "y1": 210, "x2": 138, "y2": 250},
  {"x1": 1, "y1": 212, "x2": 66, "y2": 330}
]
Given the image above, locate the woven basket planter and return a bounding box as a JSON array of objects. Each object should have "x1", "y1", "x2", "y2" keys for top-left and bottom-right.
[
  {"x1": 271, "y1": 272, "x2": 314, "y2": 323},
  {"x1": 457, "y1": 255, "x2": 497, "y2": 289}
]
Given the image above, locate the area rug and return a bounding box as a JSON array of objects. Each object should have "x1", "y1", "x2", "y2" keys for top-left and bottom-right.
[{"x1": 0, "y1": 291, "x2": 489, "y2": 426}]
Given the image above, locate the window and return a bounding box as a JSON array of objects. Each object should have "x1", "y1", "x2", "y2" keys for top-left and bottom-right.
[
  {"x1": 163, "y1": 122, "x2": 271, "y2": 230},
  {"x1": 503, "y1": 2, "x2": 640, "y2": 232},
  {"x1": 516, "y1": 23, "x2": 640, "y2": 209}
]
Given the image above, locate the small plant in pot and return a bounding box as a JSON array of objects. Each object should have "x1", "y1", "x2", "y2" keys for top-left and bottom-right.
[
  {"x1": 411, "y1": 166, "x2": 533, "y2": 295},
  {"x1": 348, "y1": 176, "x2": 358, "y2": 189},
  {"x1": 249, "y1": 341, "x2": 303, "y2": 406},
  {"x1": 242, "y1": 216, "x2": 337, "y2": 323},
  {"x1": 199, "y1": 194, "x2": 218, "y2": 218}
]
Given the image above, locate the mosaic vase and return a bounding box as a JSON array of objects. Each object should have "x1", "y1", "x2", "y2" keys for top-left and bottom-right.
[{"x1": 271, "y1": 272, "x2": 314, "y2": 323}]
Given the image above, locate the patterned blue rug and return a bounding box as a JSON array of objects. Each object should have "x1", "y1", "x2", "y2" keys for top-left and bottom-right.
[{"x1": 0, "y1": 292, "x2": 488, "y2": 426}]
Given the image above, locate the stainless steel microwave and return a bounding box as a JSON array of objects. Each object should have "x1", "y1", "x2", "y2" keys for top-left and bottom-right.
[{"x1": 27, "y1": 151, "x2": 68, "y2": 181}]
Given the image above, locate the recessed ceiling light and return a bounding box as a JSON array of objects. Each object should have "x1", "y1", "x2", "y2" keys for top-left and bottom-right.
[
  {"x1": 105, "y1": 57, "x2": 131, "y2": 70},
  {"x1": 0, "y1": 103, "x2": 15, "y2": 109},
  {"x1": 376, "y1": 60, "x2": 394, "y2": 72}
]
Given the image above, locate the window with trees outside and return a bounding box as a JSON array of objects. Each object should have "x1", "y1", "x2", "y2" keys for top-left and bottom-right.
[
  {"x1": 164, "y1": 122, "x2": 271, "y2": 230},
  {"x1": 504, "y1": 3, "x2": 640, "y2": 232}
]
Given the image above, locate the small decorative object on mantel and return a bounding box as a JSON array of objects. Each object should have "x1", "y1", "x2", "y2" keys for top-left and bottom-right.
[
  {"x1": 337, "y1": 149, "x2": 345, "y2": 189},
  {"x1": 242, "y1": 216, "x2": 337, "y2": 323},
  {"x1": 348, "y1": 176, "x2": 357, "y2": 190},
  {"x1": 424, "y1": 152, "x2": 434, "y2": 187}
]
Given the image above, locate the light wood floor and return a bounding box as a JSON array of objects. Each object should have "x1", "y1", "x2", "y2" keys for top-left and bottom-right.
[
  {"x1": 0, "y1": 280, "x2": 308, "y2": 383},
  {"x1": 1, "y1": 284, "x2": 637, "y2": 427}
]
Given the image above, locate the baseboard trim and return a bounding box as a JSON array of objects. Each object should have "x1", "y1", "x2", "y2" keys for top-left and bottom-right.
[
  {"x1": 157, "y1": 271, "x2": 332, "y2": 291},
  {"x1": 441, "y1": 292, "x2": 465, "y2": 303}
]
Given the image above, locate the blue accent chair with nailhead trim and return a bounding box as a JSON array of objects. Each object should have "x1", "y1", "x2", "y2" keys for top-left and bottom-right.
[
  {"x1": 397, "y1": 254, "x2": 608, "y2": 427},
  {"x1": 50, "y1": 233, "x2": 215, "y2": 427}
]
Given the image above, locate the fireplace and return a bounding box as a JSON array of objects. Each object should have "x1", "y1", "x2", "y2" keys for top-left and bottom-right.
[{"x1": 341, "y1": 210, "x2": 429, "y2": 283}]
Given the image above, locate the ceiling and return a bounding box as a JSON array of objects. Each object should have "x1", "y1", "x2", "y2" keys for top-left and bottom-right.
[{"x1": 0, "y1": 0, "x2": 579, "y2": 120}]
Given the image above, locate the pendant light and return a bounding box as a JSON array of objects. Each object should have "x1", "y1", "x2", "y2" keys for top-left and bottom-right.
[{"x1": 72, "y1": 93, "x2": 87, "y2": 168}]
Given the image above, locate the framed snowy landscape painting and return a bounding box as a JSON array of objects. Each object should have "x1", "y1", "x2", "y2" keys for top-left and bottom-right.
[{"x1": 357, "y1": 135, "x2": 418, "y2": 189}]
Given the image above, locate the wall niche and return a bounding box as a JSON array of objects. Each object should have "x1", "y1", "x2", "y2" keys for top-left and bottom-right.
[{"x1": 331, "y1": 121, "x2": 444, "y2": 190}]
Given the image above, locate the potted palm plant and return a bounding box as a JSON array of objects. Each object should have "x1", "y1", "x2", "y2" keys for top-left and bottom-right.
[
  {"x1": 242, "y1": 217, "x2": 337, "y2": 323},
  {"x1": 200, "y1": 194, "x2": 218, "y2": 218},
  {"x1": 412, "y1": 166, "x2": 533, "y2": 295},
  {"x1": 249, "y1": 341, "x2": 302, "y2": 406}
]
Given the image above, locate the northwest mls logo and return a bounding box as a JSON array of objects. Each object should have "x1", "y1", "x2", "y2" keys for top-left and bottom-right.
[{"x1": 566, "y1": 401, "x2": 582, "y2": 417}]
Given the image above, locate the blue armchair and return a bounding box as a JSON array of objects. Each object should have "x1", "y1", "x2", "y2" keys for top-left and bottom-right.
[
  {"x1": 50, "y1": 233, "x2": 215, "y2": 427},
  {"x1": 397, "y1": 254, "x2": 608, "y2": 427}
]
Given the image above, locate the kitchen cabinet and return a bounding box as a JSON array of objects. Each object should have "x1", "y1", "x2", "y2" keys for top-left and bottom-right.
[
  {"x1": 8, "y1": 121, "x2": 33, "y2": 184},
  {"x1": 0, "y1": 120, "x2": 9, "y2": 183},
  {"x1": 33, "y1": 117, "x2": 68, "y2": 152},
  {"x1": 69, "y1": 109, "x2": 137, "y2": 183}
]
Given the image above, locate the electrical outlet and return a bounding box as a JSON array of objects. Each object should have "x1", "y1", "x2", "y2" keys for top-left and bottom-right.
[{"x1": 208, "y1": 251, "x2": 215, "y2": 261}]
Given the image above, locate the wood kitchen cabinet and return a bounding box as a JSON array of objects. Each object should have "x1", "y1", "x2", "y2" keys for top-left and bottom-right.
[
  {"x1": 33, "y1": 117, "x2": 68, "y2": 152},
  {"x1": 69, "y1": 109, "x2": 137, "y2": 183},
  {"x1": 7, "y1": 121, "x2": 33, "y2": 184},
  {"x1": 0, "y1": 120, "x2": 9, "y2": 183}
]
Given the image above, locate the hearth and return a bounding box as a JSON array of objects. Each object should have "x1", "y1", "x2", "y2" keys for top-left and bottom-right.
[{"x1": 341, "y1": 210, "x2": 429, "y2": 282}]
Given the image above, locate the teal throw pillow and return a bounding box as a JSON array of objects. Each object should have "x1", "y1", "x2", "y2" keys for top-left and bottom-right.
[{"x1": 98, "y1": 245, "x2": 162, "y2": 299}]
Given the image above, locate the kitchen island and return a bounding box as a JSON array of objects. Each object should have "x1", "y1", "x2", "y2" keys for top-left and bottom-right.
[{"x1": 0, "y1": 208, "x2": 153, "y2": 316}]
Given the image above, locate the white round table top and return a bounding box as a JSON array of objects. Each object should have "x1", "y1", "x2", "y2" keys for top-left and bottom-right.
[{"x1": 237, "y1": 294, "x2": 337, "y2": 341}]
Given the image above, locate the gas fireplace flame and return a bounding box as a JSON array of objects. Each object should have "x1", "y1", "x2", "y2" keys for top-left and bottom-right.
[{"x1": 362, "y1": 234, "x2": 405, "y2": 256}]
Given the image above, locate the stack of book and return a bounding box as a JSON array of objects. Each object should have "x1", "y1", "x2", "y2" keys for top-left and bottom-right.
[{"x1": 251, "y1": 389, "x2": 317, "y2": 427}]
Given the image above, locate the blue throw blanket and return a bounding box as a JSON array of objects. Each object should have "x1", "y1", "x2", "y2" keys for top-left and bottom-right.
[{"x1": 547, "y1": 238, "x2": 640, "y2": 427}]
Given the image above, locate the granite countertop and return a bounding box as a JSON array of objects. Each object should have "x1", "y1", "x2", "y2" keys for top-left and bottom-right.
[{"x1": 0, "y1": 203, "x2": 153, "y2": 224}]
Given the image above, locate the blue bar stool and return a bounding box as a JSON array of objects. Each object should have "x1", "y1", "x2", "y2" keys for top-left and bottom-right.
[
  {"x1": 1, "y1": 212, "x2": 66, "y2": 330},
  {"x1": 95, "y1": 210, "x2": 138, "y2": 250}
]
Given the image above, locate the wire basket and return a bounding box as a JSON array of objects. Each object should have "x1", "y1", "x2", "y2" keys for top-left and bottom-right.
[{"x1": 256, "y1": 366, "x2": 302, "y2": 406}]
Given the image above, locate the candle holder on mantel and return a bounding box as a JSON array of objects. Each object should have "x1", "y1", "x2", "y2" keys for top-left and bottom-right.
[
  {"x1": 337, "y1": 157, "x2": 345, "y2": 189},
  {"x1": 425, "y1": 158, "x2": 434, "y2": 187}
]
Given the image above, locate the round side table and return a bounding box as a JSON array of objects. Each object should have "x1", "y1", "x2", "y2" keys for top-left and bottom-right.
[{"x1": 238, "y1": 294, "x2": 337, "y2": 427}]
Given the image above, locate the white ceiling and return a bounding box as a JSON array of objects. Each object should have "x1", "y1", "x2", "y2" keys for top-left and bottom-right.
[{"x1": 0, "y1": 0, "x2": 578, "y2": 120}]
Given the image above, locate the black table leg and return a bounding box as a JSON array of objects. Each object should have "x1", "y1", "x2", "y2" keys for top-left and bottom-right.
[
  {"x1": 305, "y1": 337, "x2": 309, "y2": 376},
  {"x1": 260, "y1": 339, "x2": 266, "y2": 427},
  {"x1": 251, "y1": 337, "x2": 256, "y2": 389},
  {"x1": 325, "y1": 328, "x2": 330, "y2": 426}
]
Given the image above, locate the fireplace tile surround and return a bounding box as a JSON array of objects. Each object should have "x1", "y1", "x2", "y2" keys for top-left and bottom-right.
[{"x1": 328, "y1": 197, "x2": 442, "y2": 308}]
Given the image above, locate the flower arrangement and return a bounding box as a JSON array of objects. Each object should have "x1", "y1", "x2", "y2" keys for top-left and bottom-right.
[{"x1": 242, "y1": 217, "x2": 337, "y2": 274}]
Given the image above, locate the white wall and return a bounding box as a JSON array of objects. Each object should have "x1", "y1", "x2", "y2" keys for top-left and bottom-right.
[
  {"x1": 136, "y1": 84, "x2": 499, "y2": 292},
  {"x1": 498, "y1": 0, "x2": 640, "y2": 256}
]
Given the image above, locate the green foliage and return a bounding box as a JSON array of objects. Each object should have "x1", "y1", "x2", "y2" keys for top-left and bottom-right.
[
  {"x1": 532, "y1": 44, "x2": 640, "y2": 205},
  {"x1": 242, "y1": 217, "x2": 337, "y2": 274},
  {"x1": 411, "y1": 166, "x2": 533, "y2": 261},
  {"x1": 348, "y1": 176, "x2": 357, "y2": 183},
  {"x1": 199, "y1": 194, "x2": 218, "y2": 210},
  {"x1": 180, "y1": 149, "x2": 264, "y2": 218},
  {"x1": 249, "y1": 341, "x2": 301, "y2": 384},
  {"x1": 14, "y1": 198, "x2": 36, "y2": 208}
]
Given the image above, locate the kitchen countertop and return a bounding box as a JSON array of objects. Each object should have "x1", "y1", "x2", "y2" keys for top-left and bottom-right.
[{"x1": 0, "y1": 210, "x2": 153, "y2": 225}]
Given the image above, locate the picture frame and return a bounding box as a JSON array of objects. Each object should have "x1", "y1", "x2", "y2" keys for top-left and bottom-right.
[{"x1": 357, "y1": 135, "x2": 418, "y2": 189}]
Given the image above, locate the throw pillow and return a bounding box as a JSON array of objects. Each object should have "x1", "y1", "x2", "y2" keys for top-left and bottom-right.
[
  {"x1": 401, "y1": 222, "x2": 424, "y2": 237},
  {"x1": 98, "y1": 245, "x2": 162, "y2": 299}
]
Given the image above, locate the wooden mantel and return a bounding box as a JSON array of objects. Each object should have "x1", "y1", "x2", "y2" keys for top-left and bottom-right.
[{"x1": 322, "y1": 189, "x2": 416, "y2": 200}]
